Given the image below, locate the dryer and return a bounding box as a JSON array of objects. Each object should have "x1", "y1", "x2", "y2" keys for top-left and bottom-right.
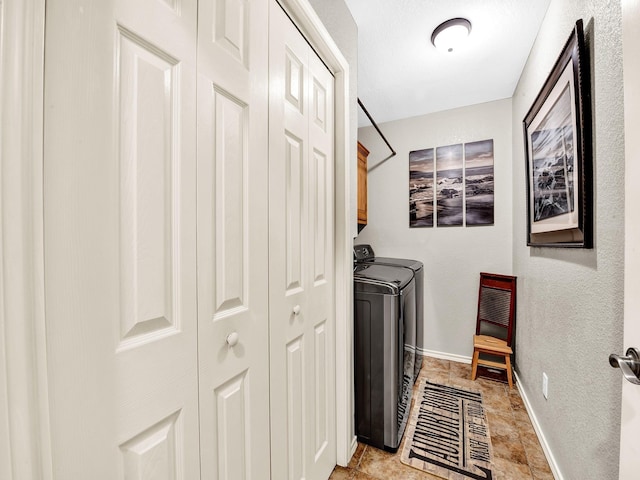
[
  {"x1": 354, "y1": 244, "x2": 424, "y2": 382},
  {"x1": 353, "y1": 263, "x2": 415, "y2": 452}
]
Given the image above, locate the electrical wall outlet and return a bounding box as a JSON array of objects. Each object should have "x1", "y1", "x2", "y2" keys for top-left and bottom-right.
[{"x1": 542, "y1": 372, "x2": 549, "y2": 399}]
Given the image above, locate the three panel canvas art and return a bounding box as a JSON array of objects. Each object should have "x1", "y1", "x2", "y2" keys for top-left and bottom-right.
[{"x1": 409, "y1": 139, "x2": 494, "y2": 228}]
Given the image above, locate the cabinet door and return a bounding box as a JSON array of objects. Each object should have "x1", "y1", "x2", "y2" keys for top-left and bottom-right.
[
  {"x1": 43, "y1": 0, "x2": 200, "y2": 477},
  {"x1": 357, "y1": 142, "x2": 369, "y2": 225},
  {"x1": 268, "y1": 2, "x2": 336, "y2": 479},
  {"x1": 196, "y1": 0, "x2": 272, "y2": 478}
]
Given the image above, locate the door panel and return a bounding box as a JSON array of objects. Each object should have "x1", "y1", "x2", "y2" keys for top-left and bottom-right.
[
  {"x1": 286, "y1": 338, "x2": 305, "y2": 479},
  {"x1": 620, "y1": 0, "x2": 640, "y2": 476},
  {"x1": 196, "y1": 0, "x2": 271, "y2": 478},
  {"x1": 284, "y1": 131, "x2": 306, "y2": 293},
  {"x1": 269, "y1": 3, "x2": 335, "y2": 479},
  {"x1": 119, "y1": 411, "x2": 182, "y2": 479},
  {"x1": 312, "y1": 150, "x2": 328, "y2": 284},
  {"x1": 117, "y1": 24, "x2": 180, "y2": 348},
  {"x1": 214, "y1": 372, "x2": 251, "y2": 479},
  {"x1": 211, "y1": 89, "x2": 248, "y2": 316},
  {"x1": 43, "y1": 0, "x2": 199, "y2": 478},
  {"x1": 306, "y1": 46, "x2": 335, "y2": 473}
]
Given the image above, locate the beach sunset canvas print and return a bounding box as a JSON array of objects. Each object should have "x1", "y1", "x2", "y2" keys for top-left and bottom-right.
[
  {"x1": 410, "y1": 139, "x2": 495, "y2": 228},
  {"x1": 409, "y1": 148, "x2": 434, "y2": 227},
  {"x1": 465, "y1": 139, "x2": 495, "y2": 225},
  {"x1": 436, "y1": 144, "x2": 463, "y2": 226}
]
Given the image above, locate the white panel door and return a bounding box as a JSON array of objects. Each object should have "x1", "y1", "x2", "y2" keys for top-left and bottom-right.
[
  {"x1": 43, "y1": 0, "x2": 200, "y2": 478},
  {"x1": 268, "y1": 3, "x2": 336, "y2": 479},
  {"x1": 620, "y1": 0, "x2": 640, "y2": 477},
  {"x1": 195, "y1": 0, "x2": 272, "y2": 478}
]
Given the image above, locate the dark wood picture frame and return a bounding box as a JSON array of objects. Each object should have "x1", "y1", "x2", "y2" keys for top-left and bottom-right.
[{"x1": 523, "y1": 19, "x2": 592, "y2": 247}]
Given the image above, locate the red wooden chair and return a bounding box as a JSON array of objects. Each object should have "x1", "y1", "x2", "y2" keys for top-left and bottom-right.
[{"x1": 470, "y1": 272, "x2": 517, "y2": 388}]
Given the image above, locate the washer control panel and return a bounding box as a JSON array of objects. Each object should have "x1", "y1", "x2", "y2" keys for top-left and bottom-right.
[{"x1": 353, "y1": 244, "x2": 375, "y2": 262}]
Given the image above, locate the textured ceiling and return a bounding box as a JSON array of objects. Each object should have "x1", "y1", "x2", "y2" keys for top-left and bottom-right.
[{"x1": 344, "y1": 0, "x2": 552, "y2": 126}]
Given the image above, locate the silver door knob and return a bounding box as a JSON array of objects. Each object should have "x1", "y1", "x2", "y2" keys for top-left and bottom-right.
[
  {"x1": 293, "y1": 305, "x2": 301, "y2": 315},
  {"x1": 609, "y1": 347, "x2": 640, "y2": 385},
  {"x1": 226, "y1": 331, "x2": 239, "y2": 347}
]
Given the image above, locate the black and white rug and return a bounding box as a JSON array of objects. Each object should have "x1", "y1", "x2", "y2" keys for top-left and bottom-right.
[{"x1": 401, "y1": 380, "x2": 494, "y2": 480}]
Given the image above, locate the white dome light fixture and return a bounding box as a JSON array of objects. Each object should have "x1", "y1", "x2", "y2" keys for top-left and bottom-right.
[{"x1": 431, "y1": 18, "x2": 472, "y2": 53}]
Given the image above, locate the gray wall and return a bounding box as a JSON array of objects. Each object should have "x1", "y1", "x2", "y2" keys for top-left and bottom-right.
[
  {"x1": 512, "y1": 1, "x2": 624, "y2": 478},
  {"x1": 356, "y1": 98, "x2": 514, "y2": 358},
  {"x1": 307, "y1": 0, "x2": 359, "y2": 236}
]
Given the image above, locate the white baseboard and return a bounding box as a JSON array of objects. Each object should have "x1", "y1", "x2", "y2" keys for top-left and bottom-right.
[
  {"x1": 338, "y1": 435, "x2": 358, "y2": 467},
  {"x1": 514, "y1": 371, "x2": 563, "y2": 480},
  {"x1": 350, "y1": 435, "x2": 358, "y2": 456},
  {"x1": 423, "y1": 349, "x2": 472, "y2": 364}
]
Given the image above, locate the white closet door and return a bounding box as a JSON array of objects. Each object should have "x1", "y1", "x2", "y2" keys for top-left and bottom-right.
[
  {"x1": 43, "y1": 0, "x2": 200, "y2": 478},
  {"x1": 196, "y1": 0, "x2": 272, "y2": 478},
  {"x1": 268, "y1": 2, "x2": 336, "y2": 479}
]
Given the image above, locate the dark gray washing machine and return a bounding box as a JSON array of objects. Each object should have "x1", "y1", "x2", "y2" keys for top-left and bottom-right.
[
  {"x1": 354, "y1": 244, "x2": 424, "y2": 382},
  {"x1": 354, "y1": 263, "x2": 415, "y2": 452}
]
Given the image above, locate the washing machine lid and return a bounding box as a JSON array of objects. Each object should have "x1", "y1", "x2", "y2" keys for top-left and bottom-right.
[
  {"x1": 354, "y1": 263, "x2": 414, "y2": 294},
  {"x1": 365, "y1": 256, "x2": 423, "y2": 272}
]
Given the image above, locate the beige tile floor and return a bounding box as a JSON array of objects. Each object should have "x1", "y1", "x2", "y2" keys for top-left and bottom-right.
[{"x1": 331, "y1": 357, "x2": 554, "y2": 480}]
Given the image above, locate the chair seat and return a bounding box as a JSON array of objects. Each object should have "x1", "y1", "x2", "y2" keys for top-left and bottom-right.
[
  {"x1": 473, "y1": 335, "x2": 513, "y2": 355},
  {"x1": 470, "y1": 272, "x2": 517, "y2": 389},
  {"x1": 472, "y1": 335, "x2": 514, "y2": 389}
]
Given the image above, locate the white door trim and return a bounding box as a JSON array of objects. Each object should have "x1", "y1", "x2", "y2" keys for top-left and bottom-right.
[
  {"x1": 2, "y1": 0, "x2": 353, "y2": 474},
  {"x1": 275, "y1": 0, "x2": 354, "y2": 466},
  {"x1": 0, "y1": 0, "x2": 52, "y2": 479}
]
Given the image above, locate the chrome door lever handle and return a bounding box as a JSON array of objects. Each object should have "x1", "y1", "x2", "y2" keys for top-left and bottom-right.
[{"x1": 609, "y1": 347, "x2": 640, "y2": 385}]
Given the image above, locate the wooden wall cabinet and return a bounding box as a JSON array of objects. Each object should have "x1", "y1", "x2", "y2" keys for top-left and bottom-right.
[{"x1": 357, "y1": 141, "x2": 369, "y2": 226}]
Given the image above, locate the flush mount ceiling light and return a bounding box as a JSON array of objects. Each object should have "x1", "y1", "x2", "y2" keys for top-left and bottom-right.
[{"x1": 431, "y1": 18, "x2": 472, "y2": 53}]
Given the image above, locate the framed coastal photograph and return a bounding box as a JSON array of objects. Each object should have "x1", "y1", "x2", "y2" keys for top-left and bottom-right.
[{"x1": 523, "y1": 19, "x2": 592, "y2": 247}]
